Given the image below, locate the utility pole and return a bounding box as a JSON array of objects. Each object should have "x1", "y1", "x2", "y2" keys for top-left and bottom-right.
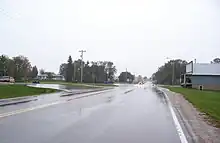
[
  {"x1": 79, "y1": 50, "x2": 86, "y2": 83},
  {"x1": 73, "y1": 62, "x2": 76, "y2": 82},
  {"x1": 126, "y1": 68, "x2": 128, "y2": 83},
  {"x1": 172, "y1": 61, "x2": 175, "y2": 85}
]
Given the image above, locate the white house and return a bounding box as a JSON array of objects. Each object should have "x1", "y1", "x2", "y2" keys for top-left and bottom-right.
[
  {"x1": 52, "y1": 74, "x2": 65, "y2": 81},
  {"x1": 37, "y1": 74, "x2": 48, "y2": 80},
  {"x1": 37, "y1": 74, "x2": 65, "y2": 81}
]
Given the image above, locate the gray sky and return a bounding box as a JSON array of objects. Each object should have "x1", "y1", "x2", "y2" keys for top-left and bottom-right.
[{"x1": 1, "y1": 0, "x2": 220, "y2": 77}]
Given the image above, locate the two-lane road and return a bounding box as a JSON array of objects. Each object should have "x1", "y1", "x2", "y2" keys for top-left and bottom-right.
[{"x1": 0, "y1": 85, "x2": 183, "y2": 143}]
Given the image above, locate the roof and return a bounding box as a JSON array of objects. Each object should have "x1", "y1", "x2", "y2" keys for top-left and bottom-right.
[
  {"x1": 186, "y1": 73, "x2": 220, "y2": 76},
  {"x1": 186, "y1": 62, "x2": 220, "y2": 76}
]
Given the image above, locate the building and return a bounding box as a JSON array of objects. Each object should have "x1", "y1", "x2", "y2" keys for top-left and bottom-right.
[
  {"x1": 37, "y1": 74, "x2": 65, "y2": 81},
  {"x1": 37, "y1": 74, "x2": 48, "y2": 80},
  {"x1": 180, "y1": 61, "x2": 220, "y2": 90},
  {"x1": 51, "y1": 74, "x2": 65, "y2": 81}
]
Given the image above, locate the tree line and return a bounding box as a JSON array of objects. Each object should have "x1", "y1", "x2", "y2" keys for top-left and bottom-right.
[
  {"x1": 152, "y1": 58, "x2": 220, "y2": 85},
  {"x1": 152, "y1": 59, "x2": 187, "y2": 85},
  {"x1": 59, "y1": 56, "x2": 117, "y2": 83},
  {"x1": 0, "y1": 55, "x2": 38, "y2": 80},
  {"x1": 0, "y1": 54, "x2": 138, "y2": 83}
]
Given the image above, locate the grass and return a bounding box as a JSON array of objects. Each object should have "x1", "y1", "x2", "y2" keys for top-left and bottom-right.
[
  {"x1": 0, "y1": 85, "x2": 57, "y2": 99},
  {"x1": 166, "y1": 86, "x2": 220, "y2": 127}
]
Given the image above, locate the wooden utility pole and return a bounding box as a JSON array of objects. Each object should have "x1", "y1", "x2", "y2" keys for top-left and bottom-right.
[
  {"x1": 126, "y1": 68, "x2": 128, "y2": 83},
  {"x1": 79, "y1": 50, "x2": 86, "y2": 83}
]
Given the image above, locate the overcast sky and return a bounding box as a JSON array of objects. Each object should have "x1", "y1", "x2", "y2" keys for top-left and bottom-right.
[{"x1": 1, "y1": 0, "x2": 220, "y2": 77}]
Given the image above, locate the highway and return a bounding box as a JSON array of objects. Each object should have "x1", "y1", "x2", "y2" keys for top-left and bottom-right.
[{"x1": 0, "y1": 84, "x2": 183, "y2": 143}]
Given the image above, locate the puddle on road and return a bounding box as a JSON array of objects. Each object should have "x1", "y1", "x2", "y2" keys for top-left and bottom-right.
[
  {"x1": 27, "y1": 84, "x2": 90, "y2": 93},
  {"x1": 28, "y1": 84, "x2": 67, "y2": 90}
]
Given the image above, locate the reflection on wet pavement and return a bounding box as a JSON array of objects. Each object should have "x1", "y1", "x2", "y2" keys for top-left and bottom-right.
[
  {"x1": 0, "y1": 84, "x2": 128, "y2": 115},
  {"x1": 151, "y1": 86, "x2": 169, "y2": 105},
  {"x1": 27, "y1": 84, "x2": 86, "y2": 92},
  {"x1": 0, "y1": 84, "x2": 182, "y2": 143}
]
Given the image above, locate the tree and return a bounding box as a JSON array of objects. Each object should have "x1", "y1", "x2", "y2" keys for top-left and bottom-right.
[
  {"x1": 73, "y1": 59, "x2": 82, "y2": 82},
  {"x1": 143, "y1": 76, "x2": 148, "y2": 81},
  {"x1": 13, "y1": 56, "x2": 31, "y2": 80},
  {"x1": 39, "y1": 69, "x2": 45, "y2": 75},
  {"x1": 105, "y1": 61, "x2": 117, "y2": 82},
  {"x1": 83, "y1": 61, "x2": 94, "y2": 83},
  {"x1": 137, "y1": 75, "x2": 143, "y2": 82},
  {"x1": 0, "y1": 55, "x2": 10, "y2": 76},
  {"x1": 211, "y1": 58, "x2": 220, "y2": 64},
  {"x1": 58, "y1": 56, "x2": 117, "y2": 83},
  {"x1": 66, "y1": 56, "x2": 73, "y2": 82},
  {"x1": 31, "y1": 66, "x2": 38, "y2": 78},
  {"x1": 152, "y1": 59, "x2": 187, "y2": 85},
  {"x1": 59, "y1": 63, "x2": 67, "y2": 76},
  {"x1": 0, "y1": 54, "x2": 39, "y2": 81},
  {"x1": 44, "y1": 72, "x2": 55, "y2": 80},
  {"x1": 118, "y1": 71, "x2": 134, "y2": 83},
  {"x1": 7, "y1": 59, "x2": 16, "y2": 77}
]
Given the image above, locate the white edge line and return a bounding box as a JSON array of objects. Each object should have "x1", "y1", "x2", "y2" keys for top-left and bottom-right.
[{"x1": 163, "y1": 90, "x2": 188, "y2": 143}]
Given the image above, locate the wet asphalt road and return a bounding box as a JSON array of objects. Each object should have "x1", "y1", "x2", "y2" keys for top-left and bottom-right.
[{"x1": 0, "y1": 85, "x2": 181, "y2": 143}]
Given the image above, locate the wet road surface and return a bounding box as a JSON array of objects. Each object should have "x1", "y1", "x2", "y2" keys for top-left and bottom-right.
[{"x1": 0, "y1": 85, "x2": 181, "y2": 143}]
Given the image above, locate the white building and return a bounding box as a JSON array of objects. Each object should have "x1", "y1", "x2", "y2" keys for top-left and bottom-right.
[
  {"x1": 52, "y1": 74, "x2": 65, "y2": 81},
  {"x1": 37, "y1": 74, "x2": 48, "y2": 80},
  {"x1": 37, "y1": 74, "x2": 65, "y2": 81},
  {"x1": 181, "y1": 61, "x2": 220, "y2": 90}
]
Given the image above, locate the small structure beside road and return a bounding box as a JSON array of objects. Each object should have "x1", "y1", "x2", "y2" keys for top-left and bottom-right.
[{"x1": 180, "y1": 61, "x2": 220, "y2": 90}]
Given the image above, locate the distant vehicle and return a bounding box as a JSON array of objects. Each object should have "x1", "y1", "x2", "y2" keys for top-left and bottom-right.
[
  {"x1": 104, "y1": 81, "x2": 113, "y2": 84},
  {"x1": 32, "y1": 80, "x2": 40, "y2": 84},
  {"x1": 0, "y1": 76, "x2": 15, "y2": 83},
  {"x1": 138, "y1": 82, "x2": 144, "y2": 85}
]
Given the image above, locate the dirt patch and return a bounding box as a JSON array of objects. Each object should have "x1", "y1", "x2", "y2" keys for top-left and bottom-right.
[{"x1": 162, "y1": 88, "x2": 220, "y2": 143}]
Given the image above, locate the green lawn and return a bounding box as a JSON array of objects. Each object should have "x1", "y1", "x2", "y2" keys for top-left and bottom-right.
[
  {"x1": 0, "y1": 85, "x2": 57, "y2": 99},
  {"x1": 166, "y1": 87, "x2": 220, "y2": 126}
]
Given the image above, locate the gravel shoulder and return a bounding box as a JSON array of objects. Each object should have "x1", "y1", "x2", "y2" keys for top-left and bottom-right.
[{"x1": 161, "y1": 88, "x2": 220, "y2": 143}]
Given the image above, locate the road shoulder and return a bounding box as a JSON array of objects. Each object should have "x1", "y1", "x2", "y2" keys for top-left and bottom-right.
[
  {"x1": 161, "y1": 88, "x2": 220, "y2": 143},
  {"x1": 0, "y1": 96, "x2": 37, "y2": 106}
]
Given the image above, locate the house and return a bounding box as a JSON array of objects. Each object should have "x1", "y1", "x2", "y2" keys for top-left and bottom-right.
[
  {"x1": 37, "y1": 74, "x2": 65, "y2": 81},
  {"x1": 37, "y1": 74, "x2": 48, "y2": 80},
  {"x1": 52, "y1": 74, "x2": 65, "y2": 81},
  {"x1": 180, "y1": 61, "x2": 220, "y2": 90}
]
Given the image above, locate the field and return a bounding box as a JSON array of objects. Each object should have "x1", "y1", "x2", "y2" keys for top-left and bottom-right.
[{"x1": 0, "y1": 85, "x2": 57, "y2": 99}]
